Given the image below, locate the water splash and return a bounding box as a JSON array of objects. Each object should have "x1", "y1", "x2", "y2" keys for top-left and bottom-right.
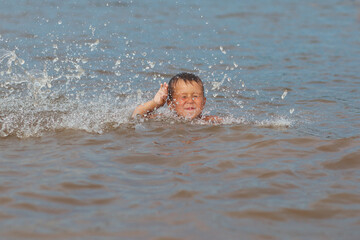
[
  {"x1": 0, "y1": 49, "x2": 136, "y2": 138},
  {"x1": 0, "y1": 47, "x2": 297, "y2": 138},
  {"x1": 256, "y1": 116, "x2": 293, "y2": 128}
]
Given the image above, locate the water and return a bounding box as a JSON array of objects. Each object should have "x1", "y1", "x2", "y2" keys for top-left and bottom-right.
[{"x1": 1, "y1": 0, "x2": 360, "y2": 239}]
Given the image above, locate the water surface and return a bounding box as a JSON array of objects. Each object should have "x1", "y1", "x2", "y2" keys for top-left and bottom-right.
[{"x1": 1, "y1": 0, "x2": 360, "y2": 239}]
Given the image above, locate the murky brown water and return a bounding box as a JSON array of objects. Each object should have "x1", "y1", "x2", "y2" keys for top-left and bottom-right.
[
  {"x1": 1, "y1": 123, "x2": 359, "y2": 239},
  {"x1": 1, "y1": 0, "x2": 360, "y2": 239}
]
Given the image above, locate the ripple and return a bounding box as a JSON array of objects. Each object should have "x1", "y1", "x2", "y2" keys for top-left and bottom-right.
[
  {"x1": 225, "y1": 210, "x2": 285, "y2": 221},
  {"x1": 315, "y1": 193, "x2": 360, "y2": 205},
  {"x1": 10, "y1": 202, "x2": 68, "y2": 214},
  {"x1": 59, "y1": 181, "x2": 105, "y2": 190},
  {"x1": 226, "y1": 207, "x2": 360, "y2": 221},
  {"x1": 323, "y1": 151, "x2": 360, "y2": 170},
  {"x1": 18, "y1": 192, "x2": 118, "y2": 206},
  {"x1": 170, "y1": 190, "x2": 199, "y2": 199}
]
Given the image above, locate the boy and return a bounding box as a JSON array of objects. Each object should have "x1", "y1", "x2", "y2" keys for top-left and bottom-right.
[{"x1": 132, "y1": 72, "x2": 221, "y2": 123}]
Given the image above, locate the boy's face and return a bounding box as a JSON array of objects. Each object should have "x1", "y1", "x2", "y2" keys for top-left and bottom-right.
[{"x1": 168, "y1": 79, "x2": 206, "y2": 120}]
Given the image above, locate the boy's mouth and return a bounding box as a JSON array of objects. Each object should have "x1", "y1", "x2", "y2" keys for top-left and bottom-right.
[{"x1": 184, "y1": 107, "x2": 196, "y2": 111}]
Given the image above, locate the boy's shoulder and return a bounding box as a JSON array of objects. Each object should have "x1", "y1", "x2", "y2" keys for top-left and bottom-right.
[
  {"x1": 202, "y1": 115, "x2": 222, "y2": 123},
  {"x1": 135, "y1": 113, "x2": 222, "y2": 123}
]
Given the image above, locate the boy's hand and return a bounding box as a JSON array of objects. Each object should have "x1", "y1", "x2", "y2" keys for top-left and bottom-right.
[{"x1": 153, "y1": 82, "x2": 168, "y2": 107}]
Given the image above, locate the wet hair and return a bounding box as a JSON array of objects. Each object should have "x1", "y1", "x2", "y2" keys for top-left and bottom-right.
[{"x1": 168, "y1": 72, "x2": 204, "y2": 101}]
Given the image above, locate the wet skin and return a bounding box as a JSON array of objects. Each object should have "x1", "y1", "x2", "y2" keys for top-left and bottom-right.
[{"x1": 168, "y1": 80, "x2": 206, "y2": 120}]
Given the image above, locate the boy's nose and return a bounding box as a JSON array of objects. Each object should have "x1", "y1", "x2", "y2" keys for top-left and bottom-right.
[{"x1": 188, "y1": 97, "x2": 195, "y2": 103}]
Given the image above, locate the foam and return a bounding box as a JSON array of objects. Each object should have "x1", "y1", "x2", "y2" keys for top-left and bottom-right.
[
  {"x1": 0, "y1": 49, "x2": 296, "y2": 138},
  {"x1": 256, "y1": 116, "x2": 293, "y2": 128},
  {"x1": 0, "y1": 49, "x2": 137, "y2": 138}
]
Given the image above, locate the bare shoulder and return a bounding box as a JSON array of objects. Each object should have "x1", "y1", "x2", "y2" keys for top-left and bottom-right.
[
  {"x1": 202, "y1": 115, "x2": 222, "y2": 123},
  {"x1": 132, "y1": 112, "x2": 159, "y2": 119}
]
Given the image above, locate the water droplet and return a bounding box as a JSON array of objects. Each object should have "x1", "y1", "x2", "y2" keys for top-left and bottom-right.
[
  {"x1": 115, "y1": 60, "x2": 121, "y2": 66},
  {"x1": 147, "y1": 61, "x2": 155, "y2": 69},
  {"x1": 281, "y1": 90, "x2": 288, "y2": 99},
  {"x1": 18, "y1": 58, "x2": 25, "y2": 65},
  {"x1": 219, "y1": 46, "x2": 227, "y2": 54}
]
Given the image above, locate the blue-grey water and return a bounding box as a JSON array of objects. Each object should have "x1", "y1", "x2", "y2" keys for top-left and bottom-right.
[{"x1": 1, "y1": 0, "x2": 360, "y2": 239}]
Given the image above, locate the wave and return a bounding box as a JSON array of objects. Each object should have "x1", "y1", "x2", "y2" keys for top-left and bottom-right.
[{"x1": 0, "y1": 49, "x2": 295, "y2": 138}]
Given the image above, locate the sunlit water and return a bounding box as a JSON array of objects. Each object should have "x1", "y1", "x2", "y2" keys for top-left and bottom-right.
[{"x1": 1, "y1": 0, "x2": 360, "y2": 239}]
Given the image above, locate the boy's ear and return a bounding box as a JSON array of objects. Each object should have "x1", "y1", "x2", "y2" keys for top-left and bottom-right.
[
  {"x1": 203, "y1": 97, "x2": 207, "y2": 107},
  {"x1": 167, "y1": 99, "x2": 172, "y2": 108}
]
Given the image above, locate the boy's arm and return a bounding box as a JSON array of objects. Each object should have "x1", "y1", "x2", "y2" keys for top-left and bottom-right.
[{"x1": 131, "y1": 83, "x2": 168, "y2": 118}]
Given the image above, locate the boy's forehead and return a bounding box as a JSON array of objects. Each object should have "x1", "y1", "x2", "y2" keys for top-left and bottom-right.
[{"x1": 173, "y1": 79, "x2": 203, "y2": 93}]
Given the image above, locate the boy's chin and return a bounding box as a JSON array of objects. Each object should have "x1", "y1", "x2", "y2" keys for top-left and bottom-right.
[
  {"x1": 182, "y1": 113, "x2": 201, "y2": 120},
  {"x1": 169, "y1": 108, "x2": 202, "y2": 120}
]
